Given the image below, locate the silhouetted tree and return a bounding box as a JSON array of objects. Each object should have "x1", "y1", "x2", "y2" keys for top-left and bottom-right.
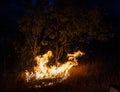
[{"x1": 17, "y1": 0, "x2": 113, "y2": 67}]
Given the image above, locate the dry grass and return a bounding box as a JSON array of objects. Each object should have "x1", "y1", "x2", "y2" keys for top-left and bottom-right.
[
  {"x1": 38, "y1": 60, "x2": 120, "y2": 92},
  {"x1": 0, "y1": 58, "x2": 120, "y2": 92},
  {"x1": 66, "y1": 61, "x2": 120, "y2": 92}
]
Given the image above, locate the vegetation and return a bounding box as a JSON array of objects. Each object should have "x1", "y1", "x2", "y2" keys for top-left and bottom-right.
[
  {"x1": 1, "y1": 55, "x2": 120, "y2": 92},
  {"x1": 16, "y1": 0, "x2": 113, "y2": 69}
]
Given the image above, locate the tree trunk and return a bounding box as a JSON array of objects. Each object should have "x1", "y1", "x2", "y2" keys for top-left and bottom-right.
[
  {"x1": 55, "y1": 45, "x2": 64, "y2": 65},
  {"x1": 33, "y1": 37, "x2": 38, "y2": 59},
  {"x1": 55, "y1": 44, "x2": 59, "y2": 65}
]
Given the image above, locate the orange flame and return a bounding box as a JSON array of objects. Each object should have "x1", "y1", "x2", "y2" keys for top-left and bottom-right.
[{"x1": 25, "y1": 50, "x2": 84, "y2": 87}]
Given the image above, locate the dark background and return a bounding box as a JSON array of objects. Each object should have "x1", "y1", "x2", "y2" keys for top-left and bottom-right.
[
  {"x1": 0, "y1": 0, "x2": 120, "y2": 69},
  {"x1": 0, "y1": 0, "x2": 120, "y2": 33},
  {"x1": 0, "y1": 0, "x2": 120, "y2": 57},
  {"x1": 0, "y1": 0, "x2": 120, "y2": 91}
]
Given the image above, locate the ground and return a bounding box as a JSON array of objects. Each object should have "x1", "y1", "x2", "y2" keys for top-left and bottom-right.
[{"x1": 1, "y1": 57, "x2": 120, "y2": 92}]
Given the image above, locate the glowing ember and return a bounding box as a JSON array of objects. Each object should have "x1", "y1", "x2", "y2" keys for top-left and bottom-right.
[{"x1": 24, "y1": 50, "x2": 84, "y2": 87}]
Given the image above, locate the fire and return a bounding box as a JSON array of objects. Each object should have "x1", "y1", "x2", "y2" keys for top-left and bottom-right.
[{"x1": 24, "y1": 50, "x2": 84, "y2": 87}]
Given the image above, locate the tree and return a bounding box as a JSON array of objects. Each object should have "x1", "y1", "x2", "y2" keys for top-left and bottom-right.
[
  {"x1": 39, "y1": 6, "x2": 113, "y2": 64},
  {"x1": 17, "y1": 0, "x2": 113, "y2": 67}
]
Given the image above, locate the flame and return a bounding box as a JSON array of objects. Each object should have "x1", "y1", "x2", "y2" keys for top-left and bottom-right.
[{"x1": 24, "y1": 50, "x2": 84, "y2": 87}]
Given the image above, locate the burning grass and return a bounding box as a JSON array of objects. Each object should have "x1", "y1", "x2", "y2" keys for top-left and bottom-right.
[
  {"x1": 22, "y1": 50, "x2": 84, "y2": 88},
  {"x1": 1, "y1": 54, "x2": 120, "y2": 92}
]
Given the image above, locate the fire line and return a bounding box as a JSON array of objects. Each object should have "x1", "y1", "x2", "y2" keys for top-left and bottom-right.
[{"x1": 24, "y1": 50, "x2": 85, "y2": 88}]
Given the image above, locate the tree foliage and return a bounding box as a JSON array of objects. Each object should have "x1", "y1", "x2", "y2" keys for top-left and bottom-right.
[{"x1": 17, "y1": 0, "x2": 113, "y2": 66}]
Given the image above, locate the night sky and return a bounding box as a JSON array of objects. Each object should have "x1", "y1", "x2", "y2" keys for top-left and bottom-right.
[
  {"x1": 0, "y1": 0, "x2": 120, "y2": 33},
  {"x1": 0, "y1": 0, "x2": 119, "y2": 53},
  {"x1": 0, "y1": 0, "x2": 120, "y2": 57},
  {"x1": 0, "y1": 0, "x2": 120, "y2": 52}
]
